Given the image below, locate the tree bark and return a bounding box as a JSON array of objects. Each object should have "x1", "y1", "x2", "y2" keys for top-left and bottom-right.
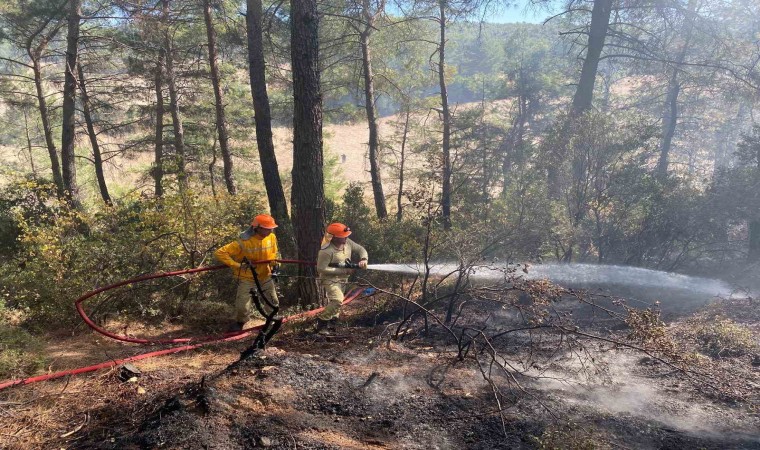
[
  {"x1": 753, "y1": 141, "x2": 760, "y2": 262},
  {"x1": 60, "y1": 0, "x2": 83, "y2": 206},
  {"x1": 360, "y1": 27, "x2": 387, "y2": 219},
  {"x1": 23, "y1": 109, "x2": 38, "y2": 178},
  {"x1": 209, "y1": 137, "x2": 218, "y2": 199},
  {"x1": 154, "y1": 50, "x2": 165, "y2": 198},
  {"x1": 749, "y1": 220, "x2": 760, "y2": 262},
  {"x1": 655, "y1": 0, "x2": 696, "y2": 180},
  {"x1": 502, "y1": 83, "x2": 527, "y2": 196},
  {"x1": 656, "y1": 70, "x2": 680, "y2": 180},
  {"x1": 31, "y1": 56, "x2": 64, "y2": 198},
  {"x1": 77, "y1": 63, "x2": 112, "y2": 206},
  {"x1": 715, "y1": 102, "x2": 748, "y2": 170},
  {"x1": 548, "y1": 0, "x2": 610, "y2": 206},
  {"x1": 570, "y1": 0, "x2": 612, "y2": 116},
  {"x1": 480, "y1": 85, "x2": 489, "y2": 208},
  {"x1": 246, "y1": 0, "x2": 293, "y2": 254},
  {"x1": 291, "y1": 0, "x2": 325, "y2": 303},
  {"x1": 397, "y1": 105, "x2": 410, "y2": 222},
  {"x1": 203, "y1": 0, "x2": 236, "y2": 195},
  {"x1": 163, "y1": 0, "x2": 187, "y2": 192},
  {"x1": 438, "y1": 0, "x2": 452, "y2": 229}
]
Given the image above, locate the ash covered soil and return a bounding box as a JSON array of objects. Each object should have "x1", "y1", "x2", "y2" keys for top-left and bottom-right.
[
  {"x1": 3, "y1": 295, "x2": 759, "y2": 450},
  {"x1": 73, "y1": 297, "x2": 759, "y2": 450}
]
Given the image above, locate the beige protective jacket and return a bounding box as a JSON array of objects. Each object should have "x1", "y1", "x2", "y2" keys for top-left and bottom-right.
[{"x1": 316, "y1": 238, "x2": 368, "y2": 280}]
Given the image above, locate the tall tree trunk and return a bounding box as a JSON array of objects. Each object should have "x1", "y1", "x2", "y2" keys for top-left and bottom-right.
[
  {"x1": 715, "y1": 102, "x2": 748, "y2": 170},
  {"x1": 553, "y1": 0, "x2": 612, "y2": 256},
  {"x1": 516, "y1": 91, "x2": 527, "y2": 163},
  {"x1": 23, "y1": 109, "x2": 38, "y2": 178},
  {"x1": 360, "y1": 29, "x2": 387, "y2": 219},
  {"x1": 291, "y1": 0, "x2": 325, "y2": 303},
  {"x1": 749, "y1": 220, "x2": 760, "y2": 262},
  {"x1": 752, "y1": 147, "x2": 760, "y2": 262},
  {"x1": 549, "y1": 0, "x2": 611, "y2": 245},
  {"x1": 480, "y1": 84, "x2": 490, "y2": 209},
  {"x1": 397, "y1": 105, "x2": 410, "y2": 222},
  {"x1": 438, "y1": 0, "x2": 452, "y2": 229},
  {"x1": 30, "y1": 56, "x2": 64, "y2": 198},
  {"x1": 203, "y1": 0, "x2": 236, "y2": 195},
  {"x1": 77, "y1": 63, "x2": 112, "y2": 206},
  {"x1": 163, "y1": 1, "x2": 187, "y2": 192},
  {"x1": 570, "y1": 0, "x2": 612, "y2": 116},
  {"x1": 656, "y1": 70, "x2": 680, "y2": 180},
  {"x1": 655, "y1": 0, "x2": 696, "y2": 180},
  {"x1": 209, "y1": 137, "x2": 218, "y2": 199},
  {"x1": 547, "y1": 165, "x2": 562, "y2": 200},
  {"x1": 501, "y1": 137, "x2": 513, "y2": 197},
  {"x1": 502, "y1": 85, "x2": 527, "y2": 196},
  {"x1": 246, "y1": 0, "x2": 293, "y2": 255},
  {"x1": 60, "y1": 0, "x2": 82, "y2": 206},
  {"x1": 154, "y1": 50, "x2": 165, "y2": 198}
]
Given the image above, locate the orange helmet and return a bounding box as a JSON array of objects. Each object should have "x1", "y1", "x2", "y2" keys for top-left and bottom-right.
[
  {"x1": 251, "y1": 214, "x2": 278, "y2": 229},
  {"x1": 326, "y1": 222, "x2": 351, "y2": 238}
]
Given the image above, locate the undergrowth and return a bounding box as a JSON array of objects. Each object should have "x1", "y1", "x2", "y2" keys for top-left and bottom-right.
[
  {"x1": 0, "y1": 320, "x2": 47, "y2": 379},
  {"x1": 694, "y1": 317, "x2": 758, "y2": 358}
]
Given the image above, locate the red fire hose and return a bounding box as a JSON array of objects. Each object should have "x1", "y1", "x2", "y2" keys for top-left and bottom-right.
[
  {"x1": 74, "y1": 259, "x2": 312, "y2": 345},
  {"x1": 0, "y1": 260, "x2": 371, "y2": 391}
]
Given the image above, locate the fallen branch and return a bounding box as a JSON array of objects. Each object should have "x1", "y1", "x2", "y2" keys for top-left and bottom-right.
[{"x1": 60, "y1": 413, "x2": 89, "y2": 438}]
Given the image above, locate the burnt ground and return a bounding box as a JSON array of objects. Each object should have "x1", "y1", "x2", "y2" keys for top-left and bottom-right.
[{"x1": 2, "y1": 294, "x2": 759, "y2": 450}]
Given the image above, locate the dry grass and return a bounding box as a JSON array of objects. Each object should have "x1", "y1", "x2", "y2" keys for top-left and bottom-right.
[
  {"x1": 694, "y1": 318, "x2": 758, "y2": 358},
  {"x1": 0, "y1": 325, "x2": 243, "y2": 449},
  {"x1": 667, "y1": 297, "x2": 760, "y2": 403},
  {"x1": 0, "y1": 101, "x2": 488, "y2": 200},
  {"x1": 0, "y1": 115, "x2": 404, "y2": 190}
]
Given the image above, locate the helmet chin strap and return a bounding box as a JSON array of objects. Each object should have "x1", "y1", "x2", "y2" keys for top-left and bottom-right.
[{"x1": 331, "y1": 238, "x2": 346, "y2": 251}]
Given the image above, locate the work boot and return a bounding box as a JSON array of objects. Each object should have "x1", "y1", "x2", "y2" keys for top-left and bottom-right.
[
  {"x1": 315, "y1": 318, "x2": 331, "y2": 334},
  {"x1": 226, "y1": 321, "x2": 246, "y2": 333},
  {"x1": 327, "y1": 318, "x2": 338, "y2": 331}
]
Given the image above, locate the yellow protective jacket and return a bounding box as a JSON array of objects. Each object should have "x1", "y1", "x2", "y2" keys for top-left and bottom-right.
[
  {"x1": 316, "y1": 238, "x2": 368, "y2": 281},
  {"x1": 215, "y1": 230, "x2": 279, "y2": 282}
]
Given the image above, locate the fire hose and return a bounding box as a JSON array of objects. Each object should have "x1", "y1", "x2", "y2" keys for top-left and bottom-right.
[{"x1": 0, "y1": 259, "x2": 374, "y2": 391}]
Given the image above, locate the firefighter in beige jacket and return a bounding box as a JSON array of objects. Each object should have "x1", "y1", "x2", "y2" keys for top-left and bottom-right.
[{"x1": 315, "y1": 223, "x2": 368, "y2": 329}]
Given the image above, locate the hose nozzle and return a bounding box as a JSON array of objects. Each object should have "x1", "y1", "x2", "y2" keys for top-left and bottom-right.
[{"x1": 328, "y1": 259, "x2": 360, "y2": 269}]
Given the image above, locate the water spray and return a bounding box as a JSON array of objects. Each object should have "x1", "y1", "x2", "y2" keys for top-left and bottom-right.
[{"x1": 361, "y1": 262, "x2": 734, "y2": 299}]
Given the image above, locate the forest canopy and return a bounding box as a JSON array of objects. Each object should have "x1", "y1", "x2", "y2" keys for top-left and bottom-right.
[{"x1": 0, "y1": 0, "x2": 758, "y2": 323}]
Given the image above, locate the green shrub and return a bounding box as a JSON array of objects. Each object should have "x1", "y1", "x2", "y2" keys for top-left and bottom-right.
[
  {"x1": 330, "y1": 182, "x2": 426, "y2": 264},
  {"x1": 695, "y1": 318, "x2": 758, "y2": 358},
  {"x1": 0, "y1": 178, "x2": 59, "y2": 258},
  {"x1": 0, "y1": 322, "x2": 47, "y2": 379},
  {"x1": 0, "y1": 186, "x2": 266, "y2": 327},
  {"x1": 625, "y1": 307, "x2": 677, "y2": 355}
]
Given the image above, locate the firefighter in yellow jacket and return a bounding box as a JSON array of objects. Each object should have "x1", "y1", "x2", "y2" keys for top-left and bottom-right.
[
  {"x1": 215, "y1": 214, "x2": 280, "y2": 331},
  {"x1": 315, "y1": 222, "x2": 368, "y2": 331}
]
